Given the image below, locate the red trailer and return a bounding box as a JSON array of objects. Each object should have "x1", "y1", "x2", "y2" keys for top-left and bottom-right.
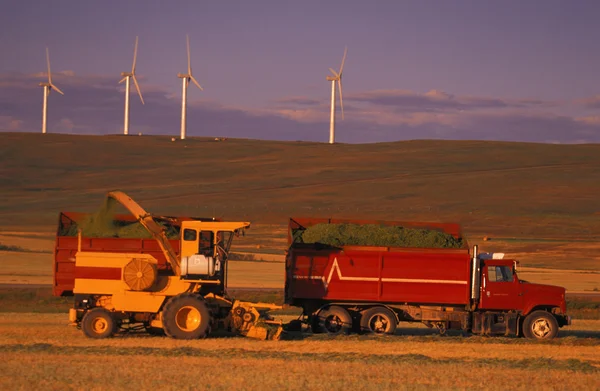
[
  {"x1": 53, "y1": 212, "x2": 216, "y2": 297},
  {"x1": 285, "y1": 217, "x2": 571, "y2": 340}
]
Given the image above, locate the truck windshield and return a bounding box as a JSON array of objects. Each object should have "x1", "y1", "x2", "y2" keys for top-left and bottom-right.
[{"x1": 487, "y1": 266, "x2": 514, "y2": 282}]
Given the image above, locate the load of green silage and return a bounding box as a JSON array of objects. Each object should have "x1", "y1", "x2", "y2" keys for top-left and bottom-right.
[
  {"x1": 62, "y1": 197, "x2": 178, "y2": 239},
  {"x1": 299, "y1": 223, "x2": 463, "y2": 248}
]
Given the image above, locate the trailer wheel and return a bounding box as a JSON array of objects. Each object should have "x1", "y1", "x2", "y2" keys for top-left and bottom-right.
[
  {"x1": 162, "y1": 294, "x2": 210, "y2": 340},
  {"x1": 522, "y1": 311, "x2": 558, "y2": 340},
  {"x1": 360, "y1": 307, "x2": 397, "y2": 335},
  {"x1": 316, "y1": 306, "x2": 352, "y2": 335},
  {"x1": 81, "y1": 308, "x2": 117, "y2": 339}
]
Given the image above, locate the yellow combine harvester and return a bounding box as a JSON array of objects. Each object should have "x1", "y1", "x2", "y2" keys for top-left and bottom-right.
[{"x1": 69, "y1": 191, "x2": 282, "y2": 340}]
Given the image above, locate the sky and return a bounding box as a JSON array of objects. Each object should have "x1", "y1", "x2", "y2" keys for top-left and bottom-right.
[{"x1": 1, "y1": 0, "x2": 600, "y2": 143}]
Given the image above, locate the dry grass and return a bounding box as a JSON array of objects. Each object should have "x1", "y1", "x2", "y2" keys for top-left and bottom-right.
[{"x1": 0, "y1": 313, "x2": 599, "y2": 390}]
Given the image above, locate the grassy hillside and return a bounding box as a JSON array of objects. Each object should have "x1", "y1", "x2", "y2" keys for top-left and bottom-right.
[{"x1": 1, "y1": 132, "x2": 599, "y2": 241}]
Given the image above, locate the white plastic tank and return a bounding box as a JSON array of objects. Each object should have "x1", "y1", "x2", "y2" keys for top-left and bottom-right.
[{"x1": 181, "y1": 254, "x2": 216, "y2": 277}]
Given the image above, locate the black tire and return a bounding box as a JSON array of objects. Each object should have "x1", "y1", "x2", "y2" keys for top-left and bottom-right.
[
  {"x1": 81, "y1": 308, "x2": 117, "y2": 339},
  {"x1": 162, "y1": 294, "x2": 211, "y2": 340},
  {"x1": 522, "y1": 310, "x2": 558, "y2": 340},
  {"x1": 360, "y1": 306, "x2": 397, "y2": 335},
  {"x1": 310, "y1": 315, "x2": 323, "y2": 334},
  {"x1": 316, "y1": 306, "x2": 352, "y2": 335}
]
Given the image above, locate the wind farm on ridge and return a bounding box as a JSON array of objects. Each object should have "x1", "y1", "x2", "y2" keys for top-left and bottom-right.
[{"x1": 38, "y1": 36, "x2": 347, "y2": 142}]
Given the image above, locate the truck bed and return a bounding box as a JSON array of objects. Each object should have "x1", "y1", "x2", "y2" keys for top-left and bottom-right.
[{"x1": 285, "y1": 217, "x2": 472, "y2": 307}]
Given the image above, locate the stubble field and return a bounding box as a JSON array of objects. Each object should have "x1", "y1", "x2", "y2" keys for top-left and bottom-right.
[{"x1": 0, "y1": 313, "x2": 599, "y2": 390}]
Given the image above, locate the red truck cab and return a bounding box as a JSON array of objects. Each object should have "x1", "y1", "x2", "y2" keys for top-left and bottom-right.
[{"x1": 479, "y1": 258, "x2": 569, "y2": 337}]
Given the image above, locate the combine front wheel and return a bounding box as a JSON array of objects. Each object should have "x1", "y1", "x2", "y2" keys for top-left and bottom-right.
[
  {"x1": 81, "y1": 308, "x2": 117, "y2": 339},
  {"x1": 162, "y1": 294, "x2": 210, "y2": 339}
]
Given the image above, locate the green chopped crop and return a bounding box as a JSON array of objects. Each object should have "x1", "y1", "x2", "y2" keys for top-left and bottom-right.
[
  {"x1": 299, "y1": 223, "x2": 463, "y2": 248},
  {"x1": 61, "y1": 197, "x2": 178, "y2": 239}
]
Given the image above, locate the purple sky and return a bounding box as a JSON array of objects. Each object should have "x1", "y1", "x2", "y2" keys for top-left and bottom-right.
[{"x1": 1, "y1": 0, "x2": 600, "y2": 143}]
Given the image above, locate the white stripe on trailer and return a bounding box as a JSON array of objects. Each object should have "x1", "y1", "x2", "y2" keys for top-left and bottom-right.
[
  {"x1": 381, "y1": 278, "x2": 467, "y2": 285},
  {"x1": 292, "y1": 258, "x2": 467, "y2": 290}
]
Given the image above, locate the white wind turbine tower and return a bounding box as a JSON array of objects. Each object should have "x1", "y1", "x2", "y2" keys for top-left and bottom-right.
[
  {"x1": 177, "y1": 35, "x2": 203, "y2": 140},
  {"x1": 119, "y1": 36, "x2": 144, "y2": 135},
  {"x1": 326, "y1": 47, "x2": 347, "y2": 144},
  {"x1": 39, "y1": 47, "x2": 64, "y2": 134}
]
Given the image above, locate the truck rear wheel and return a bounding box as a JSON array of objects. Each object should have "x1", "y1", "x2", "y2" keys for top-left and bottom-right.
[
  {"x1": 522, "y1": 310, "x2": 558, "y2": 340},
  {"x1": 360, "y1": 307, "x2": 397, "y2": 335},
  {"x1": 81, "y1": 308, "x2": 117, "y2": 339},
  {"x1": 162, "y1": 294, "x2": 210, "y2": 339},
  {"x1": 315, "y1": 306, "x2": 352, "y2": 335}
]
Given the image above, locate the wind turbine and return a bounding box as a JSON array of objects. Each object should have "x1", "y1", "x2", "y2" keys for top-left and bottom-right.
[
  {"x1": 177, "y1": 34, "x2": 203, "y2": 140},
  {"x1": 119, "y1": 36, "x2": 144, "y2": 135},
  {"x1": 39, "y1": 47, "x2": 64, "y2": 134},
  {"x1": 326, "y1": 47, "x2": 347, "y2": 144}
]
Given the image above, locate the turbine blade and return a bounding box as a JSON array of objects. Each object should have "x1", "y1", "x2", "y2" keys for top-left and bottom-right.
[
  {"x1": 190, "y1": 75, "x2": 203, "y2": 91},
  {"x1": 50, "y1": 83, "x2": 64, "y2": 95},
  {"x1": 338, "y1": 80, "x2": 344, "y2": 120},
  {"x1": 132, "y1": 75, "x2": 144, "y2": 104},
  {"x1": 118, "y1": 76, "x2": 127, "y2": 84},
  {"x1": 187, "y1": 34, "x2": 191, "y2": 74},
  {"x1": 329, "y1": 68, "x2": 339, "y2": 77},
  {"x1": 339, "y1": 46, "x2": 347, "y2": 75},
  {"x1": 46, "y1": 47, "x2": 52, "y2": 84},
  {"x1": 132, "y1": 36, "x2": 139, "y2": 73}
]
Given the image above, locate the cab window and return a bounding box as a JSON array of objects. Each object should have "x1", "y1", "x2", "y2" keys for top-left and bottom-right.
[
  {"x1": 199, "y1": 231, "x2": 214, "y2": 256},
  {"x1": 487, "y1": 266, "x2": 513, "y2": 282},
  {"x1": 183, "y1": 229, "x2": 197, "y2": 241}
]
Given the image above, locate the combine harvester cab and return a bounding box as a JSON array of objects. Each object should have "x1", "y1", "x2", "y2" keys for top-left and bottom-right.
[
  {"x1": 285, "y1": 217, "x2": 570, "y2": 340},
  {"x1": 64, "y1": 191, "x2": 282, "y2": 340}
]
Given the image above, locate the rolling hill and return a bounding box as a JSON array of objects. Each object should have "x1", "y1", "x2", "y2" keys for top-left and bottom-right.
[{"x1": 1, "y1": 132, "x2": 599, "y2": 241}]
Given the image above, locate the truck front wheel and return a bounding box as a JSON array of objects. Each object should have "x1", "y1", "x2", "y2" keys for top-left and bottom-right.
[
  {"x1": 81, "y1": 308, "x2": 117, "y2": 339},
  {"x1": 162, "y1": 294, "x2": 211, "y2": 339},
  {"x1": 522, "y1": 311, "x2": 558, "y2": 340},
  {"x1": 360, "y1": 307, "x2": 397, "y2": 335}
]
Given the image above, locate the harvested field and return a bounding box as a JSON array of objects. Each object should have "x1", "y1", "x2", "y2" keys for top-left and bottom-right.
[{"x1": 0, "y1": 313, "x2": 599, "y2": 390}]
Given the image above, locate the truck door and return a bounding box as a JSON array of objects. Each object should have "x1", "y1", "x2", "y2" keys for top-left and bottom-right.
[{"x1": 480, "y1": 263, "x2": 523, "y2": 311}]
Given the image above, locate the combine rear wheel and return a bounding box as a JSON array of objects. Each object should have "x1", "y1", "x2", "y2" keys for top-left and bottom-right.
[
  {"x1": 522, "y1": 311, "x2": 558, "y2": 340},
  {"x1": 162, "y1": 294, "x2": 210, "y2": 339},
  {"x1": 81, "y1": 308, "x2": 117, "y2": 339},
  {"x1": 360, "y1": 307, "x2": 397, "y2": 335},
  {"x1": 315, "y1": 306, "x2": 352, "y2": 335}
]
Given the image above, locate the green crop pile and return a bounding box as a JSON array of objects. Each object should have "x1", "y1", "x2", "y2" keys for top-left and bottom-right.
[
  {"x1": 61, "y1": 197, "x2": 178, "y2": 239},
  {"x1": 300, "y1": 223, "x2": 463, "y2": 248}
]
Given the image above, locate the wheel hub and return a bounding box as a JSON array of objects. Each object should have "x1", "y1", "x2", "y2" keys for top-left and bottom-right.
[
  {"x1": 176, "y1": 306, "x2": 201, "y2": 331},
  {"x1": 532, "y1": 319, "x2": 550, "y2": 338},
  {"x1": 370, "y1": 315, "x2": 389, "y2": 333},
  {"x1": 325, "y1": 315, "x2": 342, "y2": 333},
  {"x1": 91, "y1": 318, "x2": 108, "y2": 333}
]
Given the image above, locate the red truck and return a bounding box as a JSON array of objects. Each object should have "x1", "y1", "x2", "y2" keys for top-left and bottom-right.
[{"x1": 285, "y1": 217, "x2": 571, "y2": 340}]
